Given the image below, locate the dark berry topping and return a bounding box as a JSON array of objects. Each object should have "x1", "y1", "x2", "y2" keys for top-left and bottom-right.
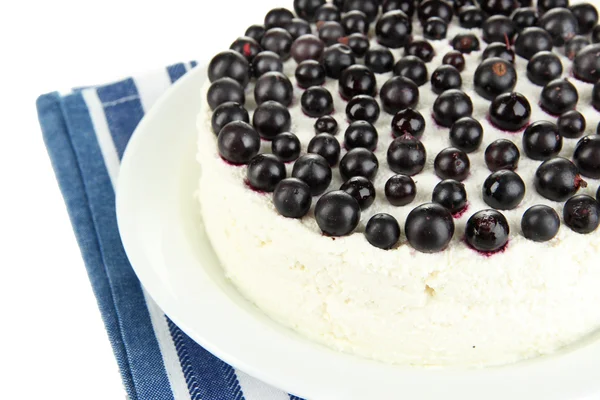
[
  {"x1": 424, "y1": 16, "x2": 448, "y2": 39},
  {"x1": 573, "y1": 135, "x2": 600, "y2": 179},
  {"x1": 474, "y1": 58, "x2": 517, "y2": 101},
  {"x1": 339, "y1": 148, "x2": 379, "y2": 180},
  {"x1": 572, "y1": 43, "x2": 600, "y2": 83},
  {"x1": 294, "y1": 0, "x2": 326, "y2": 22},
  {"x1": 434, "y1": 147, "x2": 471, "y2": 181},
  {"x1": 217, "y1": 121, "x2": 260, "y2": 165},
  {"x1": 246, "y1": 154, "x2": 286, "y2": 192},
  {"x1": 570, "y1": 3, "x2": 599, "y2": 34},
  {"x1": 534, "y1": 157, "x2": 587, "y2": 201},
  {"x1": 482, "y1": 43, "x2": 516, "y2": 64},
  {"x1": 383, "y1": 0, "x2": 416, "y2": 16},
  {"x1": 376, "y1": 10, "x2": 413, "y2": 49},
  {"x1": 538, "y1": 8, "x2": 579, "y2": 46},
  {"x1": 315, "y1": 3, "x2": 341, "y2": 22},
  {"x1": 592, "y1": 25, "x2": 600, "y2": 43},
  {"x1": 252, "y1": 100, "x2": 291, "y2": 140},
  {"x1": 245, "y1": 25, "x2": 266, "y2": 43},
  {"x1": 465, "y1": 210, "x2": 510, "y2": 253},
  {"x1": 254, "y1": 71, "x2": 294, "y2": 107},
  {"x1": 405, "y1": 40, "x2": 435, "y2": 62},
  {"x1": 230, "y1": 37, "x2": 262, "y2": 62},
  {"x1": 265, "y1": 8, "x2": 294, "y2": 30},
  {"x1": 387, "y1": 134, "x2": 427, "y2": 175},
  {"x1": 344, "y1": 120, "x2": 379, "y2": 151},
  {"x1": 514, "y1": 27, "x2": 553, "y2": 60},
  {"x1": 393, "y1": 56, "x2": 429, "y2": 87},
  {"x1": 431, "y1": 65, "x2": 462, "y2": 94},
  {"x1": 405, "y1": 203, "x2": 455, "y2": 253},
  {"x1": 339, "y1": 65, "x2": 378, "y2": 100},
  {"x1": 341, "y1": 10, "x2": 369, "y2": 34},
  {"x1": 207, "y1": 78, "x2": 245, "y2": 111},
  {"x1": 272, "y1": 132, "x2": 301, "y2": 162},
  {"x1": 593, "y1": 80, "x2": 600, "y2": 111},
  {"x1": 318, "y1": 21, "x2": 345, "y2": 46},
  {"x1": 308, "y1": 133, "x2": 341, "y2": 166},
  {"x1": 392, "y1": 108, "x2": 426, "y2": 139},
  {"x1": 538, "y1": 0, "x2": 569, "y2": 14},
  {"x1": 557, "y1": 110, "x2": 586, "y2": 138},
  {"x1": 511, "y1": 7, "x2": 539, "y2": 32},
  {"x1": 480, "y1": 0, "x2": 515, "y2": 15},
  {"x1": 301, "y1": 86, "x2": 334, "y2": 117},
  {"x1": 340, "y1": 176, "x2": 376, "y2": 209},
  {"x1": 285, "y1": 18, "x2": 313, "y2": 39},
  {"x1": 521, "y1": 205, "x2": 560, "y2": 242},
  {"x1": 565, "y1": 35, "x2": 590, "y2": 59},
  {"x1": 482, "y1": 15, "x2": 517, "y2": 43},
  {"x1": 449, "y1": 117, "x2": 483, "y2": 153},
  {"x1": 365, "y1": 48, "x2": 395, "y2": 74},
  {"x1": 295, "y1": 60, "x2": 327, "y2": 89},
  {"x1": 540, "y1": 79, "x2": 578, "y2": 115},
  {"x1": 432, "y1": 179, "x2": 468, "y2": 214},
  {"x1": 418, "y1": 0, "x2": 454, "y2": 23},
  {"x1": 343, "y1": 0, "x2": 380, "y2": 22},
  {"x1": 526, "y1": 51, "x2": 563, "y2": 86},
  {"x1": 482, "y1": 170, "x2": 526, "y2": 210},
  {"x1": 291, "y1": 34, "x2": 326, "y2": 63},
  {"x1": 341, "y1": 33, "x2": 371, "y2": 57},
  {"x1": 314, "y1": 115, "x2": 339, "y2": 135},
  {"x1": 292, "y1": 154, "x2": 333, "y2": 195},
  {"x1": 273, "y1": 178, "x2": 312, "y2": 218},
  {"x1": 597, "y1": 186, "x2": 600, "y2": 202},
  {"x1": 459, "y1": 6, "x2": 486, "y2": 29},
  {"x1": 315, "y1": 191, "x2": 361, "y2": 236},
  {"x1": 365, "y1": 214, "x2": 401, "y2": 249},
  {"x1": 442, "y1": 51, "x2": 466, "y2": 72},
  {"x1": 454, "y1": 0, "x2": 479, "y2": 10},
  {"x1": 208, "y1": 50, "x2": 251, "y2": 88},
  {"x1": 380, "y1": 76, "x2": 420, "y2": 114},
  {"x1": 252, "y1": 51, "x2": 284, "y2": 78},
  {"x1": 485, "y1": 139, "x2": 520, "y2": 171},
  {"x1": 563, "y1": 194, "x2": 600, "y2": 234},
  {"x1": 489, "y1": 92, "x2": 531, "y2": 132},
  {"x1": 451, "y1": 33, "x2": 480, "y2": 53},
  {"x1": 346, "y1": 95, "x2": 381, "y2": 124},
  {"x1": 522, "y1": 121, "x2": 563, "y2": 160},
  {"x1": 320, "y1": 44, "x2": 356, "y2": 79},
  {"x1": 385, "y1": 174, "x2": 417, "y2": 206},
  {"x1": 211, "y1": 102, "x2": 249, "y2": 135},
  {"x1": 433, "y1": 89, "x2": 474, "y2": 128},
  {"x1": 261, "y1": 28, "x2": 294, "y2": 60}
]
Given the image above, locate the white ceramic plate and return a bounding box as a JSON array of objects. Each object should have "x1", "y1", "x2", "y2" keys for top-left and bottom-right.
[{"x1": 117, "y1": 65, "x2": 600, "y2": 400}]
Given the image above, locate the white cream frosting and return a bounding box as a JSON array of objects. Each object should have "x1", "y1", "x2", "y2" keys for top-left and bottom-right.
[{"x1": 197, "y1": 9, "x2": 600, "y2": 366}]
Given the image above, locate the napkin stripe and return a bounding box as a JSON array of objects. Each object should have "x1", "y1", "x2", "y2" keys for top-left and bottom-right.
[
  {"x1": 168, "y1": 63, "x2": 187, "y2": 83},
  {"x1": 235, "y1": 370, "x2": 291, "y2": 400}
]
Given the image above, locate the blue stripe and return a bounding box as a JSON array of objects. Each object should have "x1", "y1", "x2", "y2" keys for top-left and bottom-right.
[
  {"x1": 58, "y1": 91, "x2": 174, "y2": 400},
  {"x1": 289, "y1": 395, "x2": 305, "y2": 400},
  {"x1": 190, "y1": 61, "x2": 198, "y2": 68},
  {"x1": 167, "y1": 63, "x2": 188, "y2": 83},
  {"x1": 167, "y1": 318, "x2": 245, "y2": 400}
]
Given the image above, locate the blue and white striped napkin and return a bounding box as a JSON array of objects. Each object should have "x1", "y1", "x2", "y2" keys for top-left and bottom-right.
[{"x1": 37, "y1": 62, "x2": 305, "y2": 400}]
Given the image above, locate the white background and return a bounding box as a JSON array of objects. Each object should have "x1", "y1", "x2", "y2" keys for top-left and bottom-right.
[{"x1": 1, "y1": 0, "x2": 282, "y2": 398}]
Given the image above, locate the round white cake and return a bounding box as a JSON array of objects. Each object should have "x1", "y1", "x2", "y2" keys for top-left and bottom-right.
[{"x1": 197, "y1": 2, "x2": 600, "y2": 367}]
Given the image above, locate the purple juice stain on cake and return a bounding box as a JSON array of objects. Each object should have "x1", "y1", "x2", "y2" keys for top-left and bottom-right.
[{"x1": 452, "y1": 203, "x2": 470, "y2": 219}]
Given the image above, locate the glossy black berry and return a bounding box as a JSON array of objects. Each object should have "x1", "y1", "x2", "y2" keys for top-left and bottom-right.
[
  {"x1": 431, "y1": 65, "x2": 462, "y2": 94},
  {"x1": 380, "y1": 76, "x2": 420, "y2": 114},
  {"x1": 344, "y1": 120, "x2": 379, "y2": 151},
  {"x1": 208, "y1": 50, "x2": 250, "y2": 88},
  {"x1": 343, "y1": 0, "x2": 380, "y2": 22},
  {"x1": 572, "y1": 43, "x2": 600, "y2": 83},
  {"x1": 449, "y1": 117, "x2": 483, "y2": 153},
  {"x1": 245, "y1": 25, "x2": 266, "y2": 43},
  {"x1": 365, "y1": 214, "x2": 401, "y2": 249},
  {"x1": 521, "y1": 205, "x2": 560, "y2": 242},
  {"x1": 522, "y1": 121, "x2": 563, "y2": 160},
  {"x1": 535, "y1": 157, "x2": 587, "y2": 201},
  {"x1": 342, "y1": 33, "x2": 371, "y2": 57},
  {"x1": 565, "y1": 35, "x2": 590, "y2": 60},
  {"x1": 246, "y1": 154, "x2": 286, "y2": 192},
  {"x1": 301, "y1": 86, "x2": 333, "y2": 117},
  {"x1": 265, "y1": 8, "x2": 294, "y2": 29},
  {"x1": 261, "y1": 28, "x2": 294, "y2": 60},
  {"x1": 308, "y1": 133, "x2": 341, "y2": 166},
  {"x1": 454, "y1": 0, "x2": 479, "y2": 10},
  {"x1": 405, "y1": 39, "x2": 435, "y2": 62},
  {"x1": 433, "y1": 89, "x2": 473, "y2": 128},
  {"x1": 314, "y1": 115, "x2": 338, "y2": 135},
  {"x1": 538, "y1": 0, "x2": 569, "y2": 14},
  {"x1": 252, "y1": 100, "x2": 291, "y2": 140},
  {"x1": 230, "y1": 37, "x2": 262, "y2": 62},
  {"x1": 341, "y1": 10, "x2": 369, "y2": 34},
  {"x1": 254, "y1": 71, "x2": 293, "y2": 107},
  {"x1": 320, "y1": 44, "x2": 356, "y2": 79},
  {"x1": 392, "y1": 108, "x2": 425, "y2": 139},
  {"x1": 285, "y1": 18, "x2": 313, "y2": 39},
  {"x1": 451, "y1": 33, "x2": 480, "y2": 53},
  {"x1": 539, "y1": 8, "x2": 579, "y2": 46},
  {"x1": 385, "y1": 174, "x2": 417, "y2": 206},
  {"x1": 434, "y1": 147, "x2": 471, "y2": 181},
  {"x1": 315, "y1": 191, "x2": 361, "y2": 236},
  {"x1": 597, "y1": 185, "x2": 600, "y2": 201},
  {"x1": 574, "y1": 135, "x2": 600, "y2": 178},
  {"x1": 346, "y1": 95, "x2": 380, "y2": 124},
  {"x1": 338, "y1": 65, "x2": 377, "y2": 100},
  {"x1": 432, "y1": 179, "x2": 468, "y2": 214},
  {"x1": 557, "y1": 110, "x2": 586, "y2": 138},
  {"x1": 514, "y1": 27, "x2": 553, "y2": 60},
  {"x1": 474, "y1": 58, "x2": 517, "y2": 101},
  {"x1": 252, "y1": 51, "x2": 284, "y2": 78},
  {"x1": 340, "y1": 176, "x2": 376, "y2": 209},
  {"x1": 489, "y1": 92, "x2": 531, "y2": 132},
  {"x1": 339, "y1": 148, "x2": 379, "y2": 180},
  {"x1": 480, "y1": 0, "x2": 515, "y2": 15},
  {"x1": 563, "y1": 195, "x2": 600, "y2": 234},
  {"x1": 418, "y1": 0, "x2": 454, "y2": 23},
  {"x1": 511, "y1": 7, "x2": 539, "y2": 31},
  {"x1": 295, "y1": 60, "x2": 326, "y2": 89},
  {"x1": 217, "y1": 121, "x2": 260, "y2": 164},
  {"x1": 526, "y1": 51, "x2": 563, "y2": 86},
  {"x1": 405, "y1": 203, "x2": 455, "y2": 253},
  {"x1": 272, "y1": 132, "x2": 301, "y2": 162},
  {"x1": 365, "y1": 48, "x2": 395, "y2": 73},
  {"x1": 383, "y1": 0, "x2": 416, "y2": 16},
  {"x1": 482, "y1": 15, "x2": 517, "y2": 43},
  {"x1": 465, "y1": 210, "x2": 510, "y2": 253},
  {"x1": 207, "y1": 78, "x2": 245, "y2": 111},
  {"x1": 294, "y1": 0, "x2": 326, "y2": 22},
  {"x1": 292, "y1": 154, "x2": 332, "y2": 195},
  {"x1": 459, "y1": 6, "x2": 486, "y2": 29},
  {"x1": 442, "y1": 51, "x2": 465, "y2": 72},
  {"x1": 211, "y1": 102, "x2": 249, "y2": 135},
  {"x1": 482, "y1": 43, "x2": 516, "y2": 64},
  {"x1": 376, "y1": 10, "x2": 413, "y2": 49},
  {"x1": 393, "y1": 56, "x2": 428, "y2": 86},
  {"x1": 291, "y1": 34, "x2": 325, "y2": 63},
  {"x1": 387, "y1": 134, "x2": 427, "y2": 175},
  {"x1": 318, "y1": 21, "x2": 345, "y2": 45},
  {"x1": 273, "y1": 178, "x2": 312, "y2": 218},
  {"x1": 485, "y1": 139, "x2": 520, "y2": 171},
  {"x1": 540, "y1": 79, "x2": 578, "y2": 115},
  {"x1": 482, "y1": 170, "x2": 526, "y2": 210},
  {"x1": 593, "y1": 80, "x2": 600, "y2": 111},
  {"x1": 592, "y1": 25, "x2": 600, "y2": 43},
  {"x1": 570, "y1": 3, "x2": 599, "y2": 34},
  {"x1": 424, "y1": 17, "x2": 448, "y2": 39},
  {"x1": 315, "y1": 3, "x2": 341, "y2": 22}
]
